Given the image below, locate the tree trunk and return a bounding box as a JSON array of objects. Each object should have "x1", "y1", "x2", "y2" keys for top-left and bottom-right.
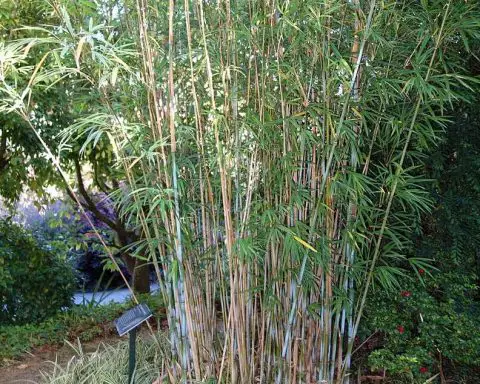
[
  {"x1": 118, "y1": 231, "x2": 150, "y2": 294},
  {"x1": 132, "y1": 256, "x2": 151, "y2": 294},
  {"x1": 67, "y1": 157, "x2": 152, "y2": 295},
  {"x1": 123, "y1": 253, "x2": 150, "y2": 294}
]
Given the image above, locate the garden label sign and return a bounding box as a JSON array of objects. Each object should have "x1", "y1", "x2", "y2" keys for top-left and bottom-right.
[
  {"x1": 114, "y1": 303, "x2": 152, "y2": 383},
  {"x1": 115, "y1": 303, "x2": 153, "y2": 336}
]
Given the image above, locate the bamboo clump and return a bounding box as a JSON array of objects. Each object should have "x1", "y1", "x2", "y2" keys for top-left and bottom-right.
[{"x1": 1, "y1": 0, "x2": 478, "y2": 382}]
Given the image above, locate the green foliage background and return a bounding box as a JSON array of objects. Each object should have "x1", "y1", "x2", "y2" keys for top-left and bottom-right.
[
  {"x1": 0, "y1": 220, "x2": 75, "y2": 325},
  {"x1": 357, "y1": 97, "x2": 480, "y2": 382}
]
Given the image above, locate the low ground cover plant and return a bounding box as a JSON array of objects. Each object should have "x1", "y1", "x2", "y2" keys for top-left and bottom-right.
[
  {"x1": 41, "y1": 334, "x2": 167, "y2": 384},
  {"x1": 0, "y1": 294, "x2": 164, "y2": 364}
]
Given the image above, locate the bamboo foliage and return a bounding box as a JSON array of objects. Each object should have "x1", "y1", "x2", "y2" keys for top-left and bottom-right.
[{"x1": 1, "y1": 0, "x2": 479, "y2": 383}]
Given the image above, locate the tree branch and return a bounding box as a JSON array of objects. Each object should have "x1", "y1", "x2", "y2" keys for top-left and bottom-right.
[
  {"x1": 73, "y1": 157, "x2": 119, "y2": 231},
  {"x1": 92, "y1": 157, "x2": 112, "y2": 194}
]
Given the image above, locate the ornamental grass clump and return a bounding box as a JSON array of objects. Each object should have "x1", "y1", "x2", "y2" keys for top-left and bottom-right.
[
  {"x1": 42, "y1": 337, "x2": 167, "y2": 384},
  {"x1": 1, "y1": 0, "x2": 479, "y2": 382}
]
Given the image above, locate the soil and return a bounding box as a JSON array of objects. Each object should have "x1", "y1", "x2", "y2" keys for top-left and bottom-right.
[{"x1": 0, "y1": 333, "x2": 129, "y2": 384}]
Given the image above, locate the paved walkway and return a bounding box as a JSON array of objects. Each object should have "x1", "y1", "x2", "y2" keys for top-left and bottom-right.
[{"x1": 73, "y1": 283, "x2": 160, "y2": 305}]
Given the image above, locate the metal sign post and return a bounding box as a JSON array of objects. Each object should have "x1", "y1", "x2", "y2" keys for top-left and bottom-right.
[{"x1": 114, "y1": 303, "x2": 153, "y2": 384}]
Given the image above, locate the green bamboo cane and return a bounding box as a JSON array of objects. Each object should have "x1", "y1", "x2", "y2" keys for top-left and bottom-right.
[
  {"x1": 343, "y1": 2, "x2": 453, "y2": 380},
  {"x1": 275, "y1": 2, "x2": 377, "y2": 383}
]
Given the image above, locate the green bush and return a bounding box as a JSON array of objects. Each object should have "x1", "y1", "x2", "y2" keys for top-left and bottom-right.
[
  {"x1": 0, "y1": 219, "x2": 76, "y2": 325},
  {"x1": 358, "y1": 100, "x2": 480, "y2": 383},
  {"x1": 360, "y1": 271, "x2": 480, "y2": 383}
]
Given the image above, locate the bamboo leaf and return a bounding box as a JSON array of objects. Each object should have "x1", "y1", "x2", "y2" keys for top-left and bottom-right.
[
  {"x1": 75, "y1": 36, "x2": 86, "y2": 70},
  {"x1": 293, "y1": 236, "x2": 318, "y2": 253}
]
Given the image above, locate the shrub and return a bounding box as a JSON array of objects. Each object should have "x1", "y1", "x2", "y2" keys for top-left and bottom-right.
[
  {"x1": 0, "y1": 219, "x2": 76, "y2": 325},
  {"x1": 358, "y1": 101, "x2": 480, "y2": 383},
  {"x1": 360, "y1": 271, "x2": 480, "y2": 383}
]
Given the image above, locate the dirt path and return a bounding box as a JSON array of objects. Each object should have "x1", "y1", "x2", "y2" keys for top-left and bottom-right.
[{"x1": 0, "y1": 334, "x2": 125, "y2": 384}]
